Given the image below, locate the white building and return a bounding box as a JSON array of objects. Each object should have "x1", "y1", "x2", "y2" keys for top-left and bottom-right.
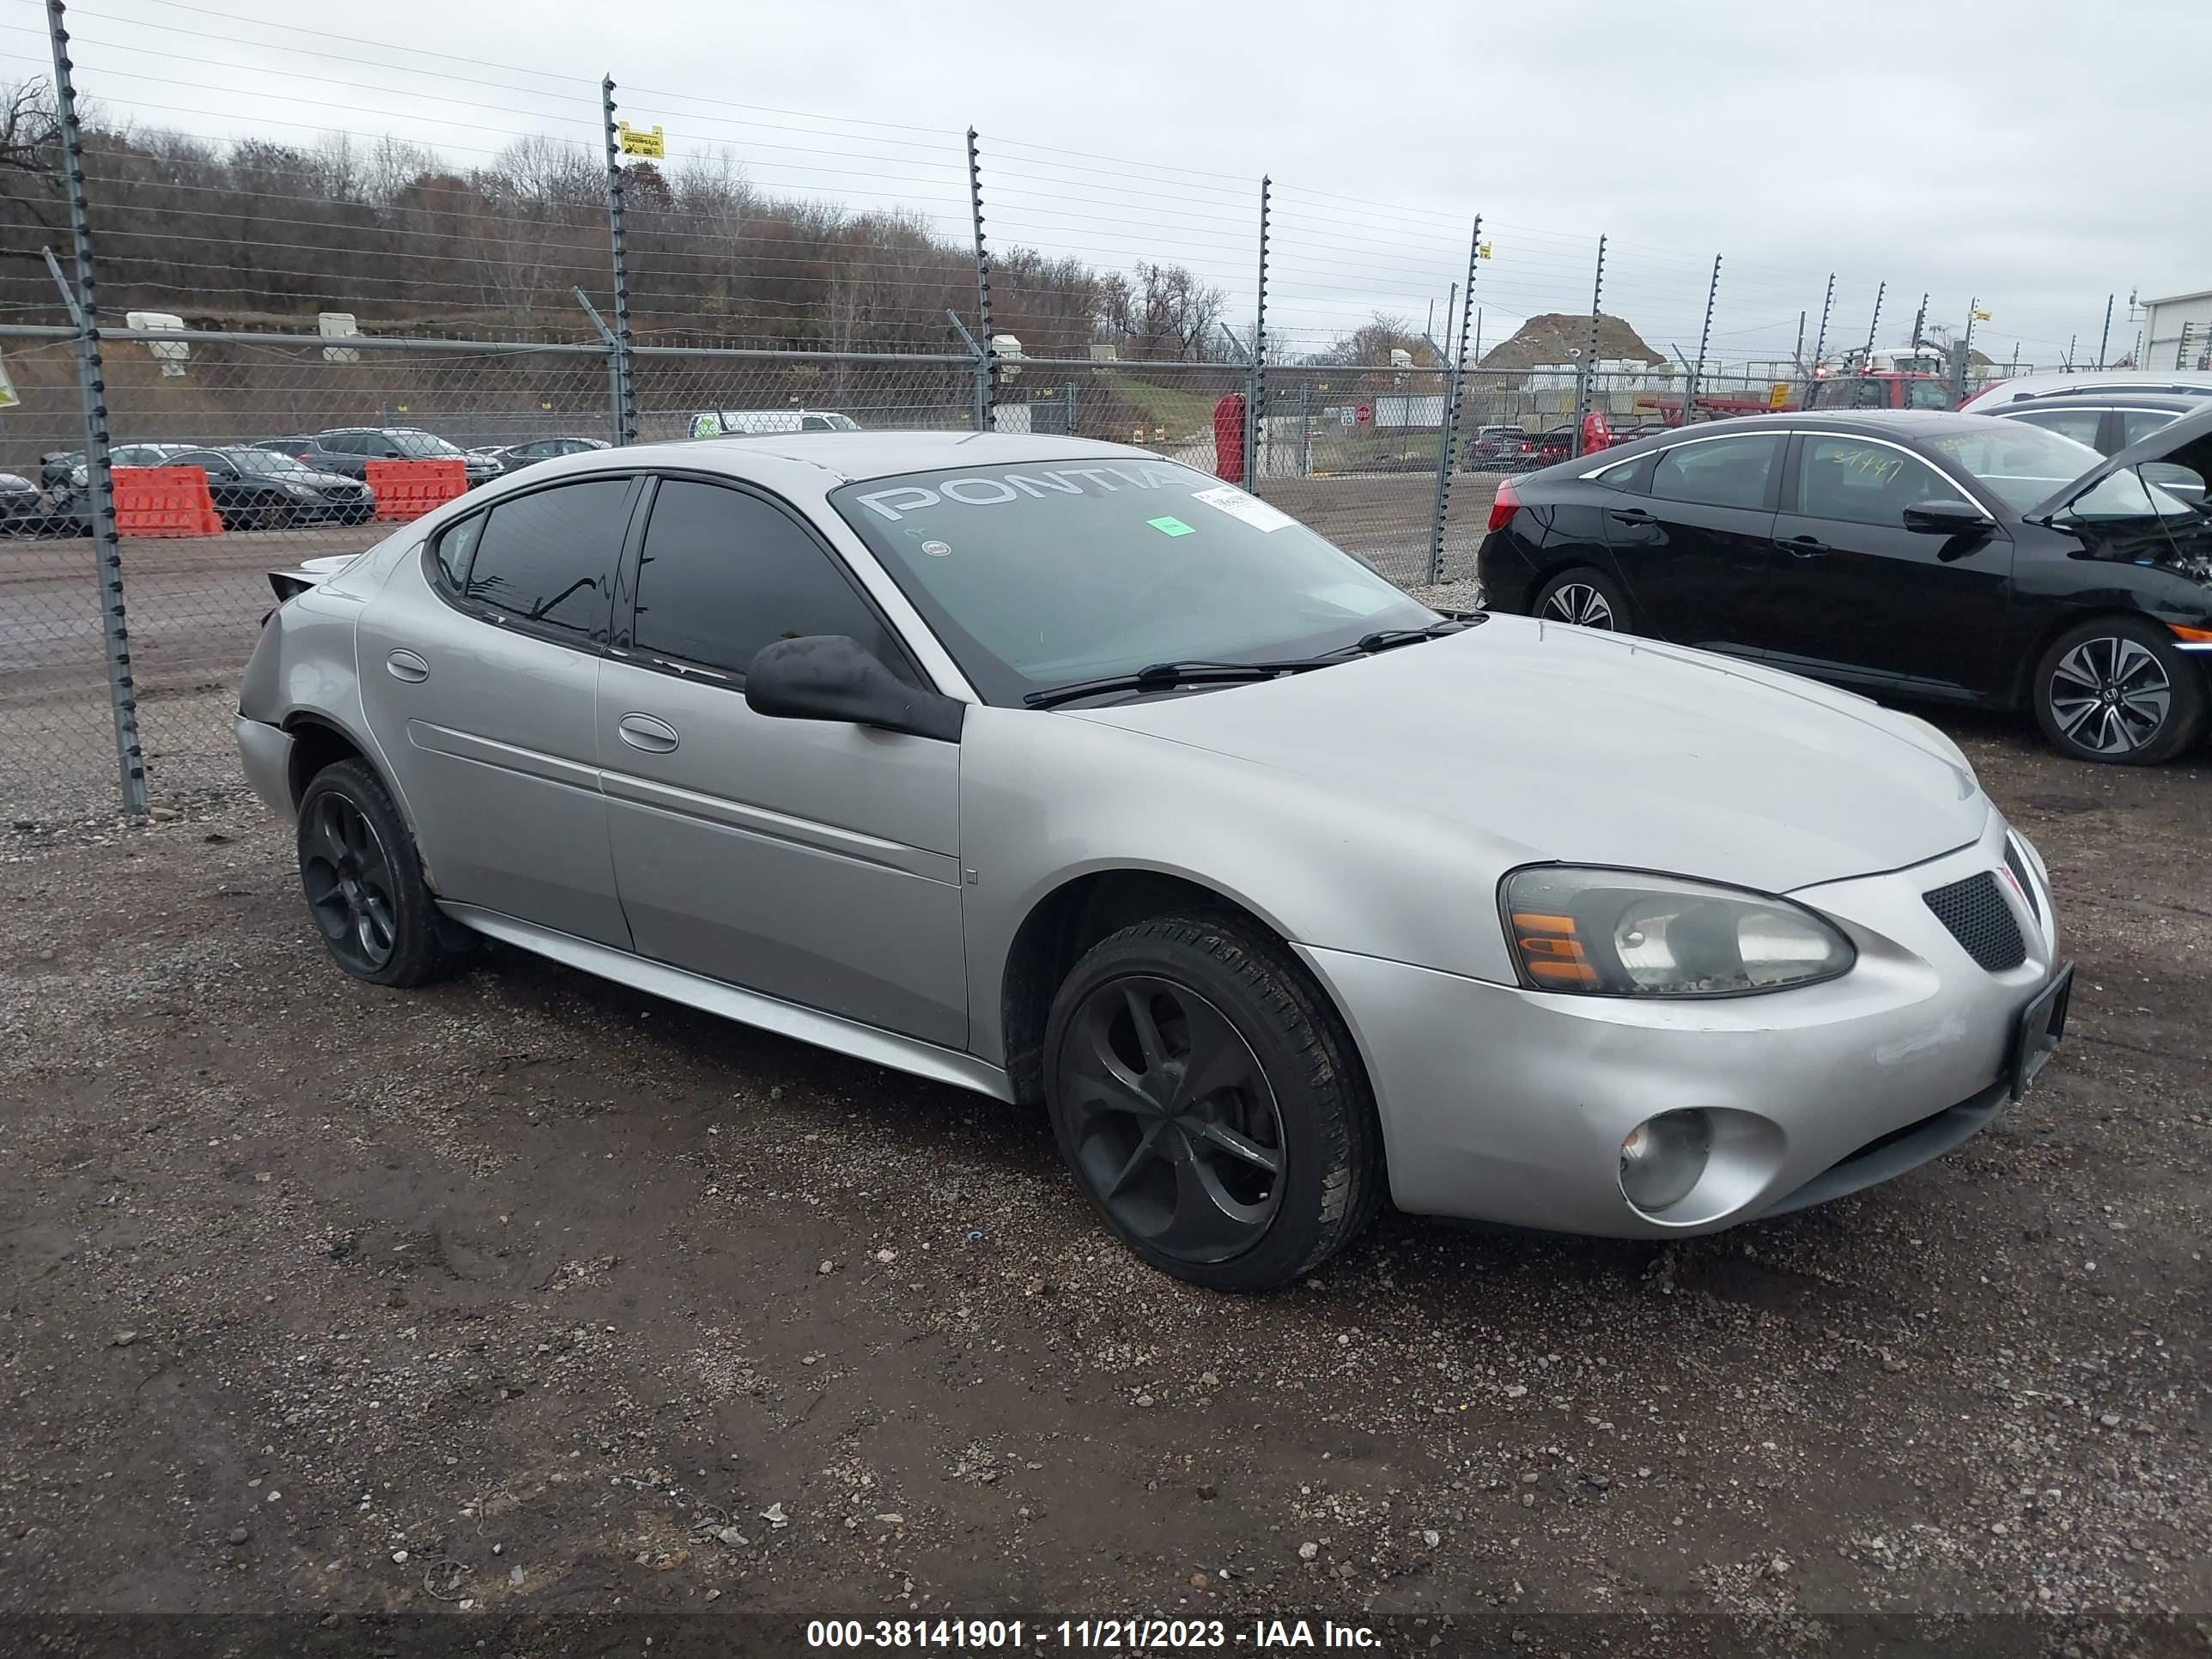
[{"x1": 2140, "y1": 289, "x2": 2212, "y2": 371}]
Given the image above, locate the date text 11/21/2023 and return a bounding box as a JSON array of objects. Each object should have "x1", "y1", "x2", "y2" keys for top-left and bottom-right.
[{"x1": 804, "y1": 1618, "x2": 1382, "y2": 1649}]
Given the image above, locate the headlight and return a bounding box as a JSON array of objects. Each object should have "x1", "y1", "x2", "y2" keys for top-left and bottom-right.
[
  {"x1": 1501, "y1": 866, "x2": 1855, "y2": 997},
  {"x1": 283, "y1": 483, "x2": 320, "y2": 500}
]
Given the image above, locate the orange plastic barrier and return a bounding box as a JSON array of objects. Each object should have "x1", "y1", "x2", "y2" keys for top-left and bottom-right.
[
  {"x1": 112, "y1": 465, "x2": 223, "y2": 538},
  {"x1": 365, "y1": 458, "x2": 469, "y2": 521}
]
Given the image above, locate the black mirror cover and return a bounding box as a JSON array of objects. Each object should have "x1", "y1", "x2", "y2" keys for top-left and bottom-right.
[
  {"x1": 1901, "y1": 499, "x2": 1990, "y2": 535},
  {"x1": 744, "y1": 635, "x2": 963, "y2": 743}
]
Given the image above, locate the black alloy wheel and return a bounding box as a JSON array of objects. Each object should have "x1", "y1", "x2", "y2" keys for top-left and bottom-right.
[
  {"x1": 2033, "y1": 616, "x2": 2208, "y2": 765},
  {"x1": 295, "y1": 758, "x2": 467, "y2": 987},
  {"x1": 1044, "y1": 915, "x2": 1382, "y2": 1292},
  {"x1": 1533, "y1": 565, "x2": 1632, "y2": 632},
  {"x1": 1056, "y1": 973, "x2": 1286, "y2": 1264}
]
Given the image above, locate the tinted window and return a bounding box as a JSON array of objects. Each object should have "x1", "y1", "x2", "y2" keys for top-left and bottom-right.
[
  {"x1": 1796, "y1": 438, "x2": 1967, "y2": 526},
  {"x1": 461, "y1": 479, "x2": 631, "y2": 641},
  {"x1": 632, "y1": 479, "x2": 902, "y2": 679},
  {"x1": 1649, "y1": 435, "x2": 1780, "y2": 510},
  {"x1": 2008, "y1": 408, "x2": 2105, "y2": 450},
  {"x1": 1595, "y1": 456, "x2": 1644, "y2": 489},
  {"x1": 434, "y1": 514, "x2": 485, "y2": 592},
  {"x1": 2121, "y1": 410, "x2": 2179, "y2": 447},
  {"x1": 320, "y1": 433, "x2": 364, "y2": 455},
  {"x1": 175, "y1": 450, "x2": 234, "y2": 474}
]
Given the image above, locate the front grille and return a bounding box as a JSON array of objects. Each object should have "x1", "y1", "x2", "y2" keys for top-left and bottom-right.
[
  {"x1": 1923, "y1": 871, "x2": 2027, "y2": 972},
  {"x1": 2003, "y1": 838, "x2": 2040, "y2": 922}
]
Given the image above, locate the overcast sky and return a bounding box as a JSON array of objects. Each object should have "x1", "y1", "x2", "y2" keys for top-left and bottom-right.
[{"x1": 25, "y1": 0, "x2": 2206, "y2": 368}]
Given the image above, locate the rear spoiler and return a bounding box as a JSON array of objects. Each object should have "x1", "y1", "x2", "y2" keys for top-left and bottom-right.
[{"x1": 267, "y1": 552, "x2": 367, "y2": 605}]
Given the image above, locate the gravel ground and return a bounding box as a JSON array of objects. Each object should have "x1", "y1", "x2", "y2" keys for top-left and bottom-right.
[{"x1": 1, "y1": 708, "x2": 2208, "y2": 1656}]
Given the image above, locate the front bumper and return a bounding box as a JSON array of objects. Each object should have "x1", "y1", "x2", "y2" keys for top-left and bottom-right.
[{"x1": 1301, "y1": 813, "x2": 2063, "y2": 1237}]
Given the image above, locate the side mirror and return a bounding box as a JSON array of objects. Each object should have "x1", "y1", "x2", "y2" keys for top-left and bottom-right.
[
  {"x1": 744, "y1": 635, "x2": 963, "y2": 743},
  {"x1": 1901, "y1": 499, "x2": 1990, "y2": 536}
]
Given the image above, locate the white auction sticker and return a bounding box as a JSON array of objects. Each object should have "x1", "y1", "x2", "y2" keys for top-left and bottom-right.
[{"x1": 1190, "y1": 483, "x2": 1295, "y2": 532}]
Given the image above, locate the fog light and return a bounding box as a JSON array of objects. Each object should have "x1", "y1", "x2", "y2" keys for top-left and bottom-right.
[{"x1": 1620, "y1": 1109, "x2": 1712, "y2": 1212}]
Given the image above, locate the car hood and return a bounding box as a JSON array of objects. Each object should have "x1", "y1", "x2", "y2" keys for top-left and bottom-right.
[
  {"x1": 2030, "y1": 401, "x2": 2212, "y2": 519},
  {"x1": 1065, "y1": 617, "x2": 1988, "y2": 895}
]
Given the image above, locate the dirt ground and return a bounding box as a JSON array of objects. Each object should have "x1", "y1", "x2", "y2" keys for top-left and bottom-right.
[{"x1": 2, "y1": 706, "x2": 2208, "y2": 1656}]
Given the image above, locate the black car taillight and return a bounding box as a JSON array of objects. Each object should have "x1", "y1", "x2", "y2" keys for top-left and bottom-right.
[{"x1": 1487, "y1": 478, "x2": 1521, "y2": 533}]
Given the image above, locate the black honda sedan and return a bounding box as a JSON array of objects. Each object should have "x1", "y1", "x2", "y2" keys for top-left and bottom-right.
[{"x1": 1476, "y1": 407, "x2": 2212, "y2": 764}]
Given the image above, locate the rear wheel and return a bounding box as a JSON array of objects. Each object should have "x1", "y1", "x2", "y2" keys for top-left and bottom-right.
[
  {"x1": 1532, "y1": 565, "x2": 1632, "y2": 632},
  {"x1": 296, "y1": 758, "x2": 467, "y2": 987},
  {"x1": 1043, "y1": 914, "x2": 1382, "y2": 1292},
  {"x1": 2032, "y1": 616, "x2": 2207, "y2": 765}
]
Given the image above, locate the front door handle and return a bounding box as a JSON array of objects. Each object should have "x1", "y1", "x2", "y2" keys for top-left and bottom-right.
[
  {"x1": 385, "y1": 649, "x2": 428, "y2": 683},
  {"x1": 617, "y1": 713, "x2": 680, "y2": 754},
  {"x1": 1781, "y1": 535, "x2": 1829, "y2": 557},
  {"x1": 1608, "y1": 507, "x2": 1654, "y2": 524}
]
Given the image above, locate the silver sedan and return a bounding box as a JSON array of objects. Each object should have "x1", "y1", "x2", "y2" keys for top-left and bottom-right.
[{"x1": 234, "y1": 434, "x2": 2071, "y2": 1291}]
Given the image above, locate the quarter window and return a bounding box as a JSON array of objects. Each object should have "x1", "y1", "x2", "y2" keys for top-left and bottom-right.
[
  {"x1": 2008, "y1": 408, "x2": 2105, "y2": 450},
  {"x1": 461, "y1": 478, "x2": 632, "y2": 641},
  {"x1": 1649, "y1": 434, "x2": 1781, "y2": 510},
  {"x1": 1796, "y1": 437, "x2": 1969, "y2": 527},
  {"x1": 632, "y1": 478, "x2": 906, "y2": 680},
  {"x1": 2120, "y1": 410, "x2": 2179, "y2": 447},
  {"x1": 1594, "y1": 456, "x2": 1644, "y2": 489}
]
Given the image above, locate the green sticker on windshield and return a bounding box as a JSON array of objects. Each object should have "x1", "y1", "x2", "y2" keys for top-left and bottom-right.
[{"x1": 1147, "y1": 515, "x2": 1196, "y2": 538}]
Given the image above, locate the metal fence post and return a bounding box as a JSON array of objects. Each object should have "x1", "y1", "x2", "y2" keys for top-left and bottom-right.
[
  {"x1": 1245, "y1": 176, "x2": 1270, "y2": 488},
  {"x1": 1686, "y1": 253, "x2": 1720, "y2": 422},
  {"x1": 965, "y1": 128, "x2": 994, "y2": 432},
  {"x1": 2097, "y1": 293, "x2": 2114, "y2": 370},
  {"x1": 1862, "y1": 280, "x2": 1886, "y2": 367},
  {"x1": 1425, "y1": 214, "x2": 1481, "y2": 586},
  {"x1": 598, "y1": 76, "x2": 638, "y2": 445},
  {"x1": 1571, "y1": 234, "x2": 1605, "y2": 457},
  {"x1": 1808, "y1": 273, "x2": 1835, "y2": 388},
  {"x1": 1956, "y1": 298, "x2": 1979, "y2": 404},
  {"x1": 45, "y1": 1, "x2": 145, "y2": 817},
  {"x1": 1909, "y1": 291, "x2": 1929, "y2": 352}
]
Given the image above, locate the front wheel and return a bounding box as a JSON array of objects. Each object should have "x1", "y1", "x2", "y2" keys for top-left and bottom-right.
[
  {"x1": 1532, "y1": 565, "x2": 1633, "y2": 632},
  {"x1": 296, "y1": 758, "x2": 469, "y2": 987},
  {"x1": 1043, "y1": 915, "x2": 1382, "y2": 1292},
  {"x1": 2032, "y1": 616, "x2": 2208, "y2": 765}
]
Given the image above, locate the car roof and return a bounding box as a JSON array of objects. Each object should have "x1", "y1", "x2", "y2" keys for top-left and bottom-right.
[
  {"x1": 1987, "y1": 392, "x2": 2197, "y2": 411},
  {"x1": 1620, "y1": 410, "x2": 1998, "y2": 444},
  {"x1": 639, "y1": 430, "x2": 1165, "y2": 483}
]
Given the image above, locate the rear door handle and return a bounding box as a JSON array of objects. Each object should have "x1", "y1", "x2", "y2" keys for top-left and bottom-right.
[
  {"x1": 617, "y1": 713, "x2": 680, "y2": 754},
  {"x1": 1781, "y1": 535, "x2": 1829, "y2": 557},
  {"x1": 385, "y1": 649, "x2": 428, "y2": 683},
  {"x1": 1608, "y1": 507, "x2": 1654, "y2": 524}
]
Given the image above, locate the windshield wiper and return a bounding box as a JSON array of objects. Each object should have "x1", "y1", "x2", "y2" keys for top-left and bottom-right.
[
  {"x1": 1342, "y1": 616, "x2": 1482, "y2": 655},
  {"x1": 1023, "y1": 658, "x2": 1334, "y2": 709}
]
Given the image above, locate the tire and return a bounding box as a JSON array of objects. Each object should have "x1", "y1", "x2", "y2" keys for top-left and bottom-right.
[
  {"x1": 1042, "y1": 914, "x2": 1382, "y2": 1292},
  {"x1": 295, "y1": 757, "x2": 467, "y2": 988},
  {"x1": 1531, "y1": 564, "x2": 1633, "y2": 632},
  {"x1": 2031, "y1": 615, "x2": 2208, "y2": 766}
]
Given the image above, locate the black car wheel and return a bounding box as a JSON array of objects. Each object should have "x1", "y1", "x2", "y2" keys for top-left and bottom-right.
[
  {"x1": 1533, "y1": 566, "x2": 1632, "y2": 632},
  {"x1": 1043, "y1": 914, "x2": 1382, "y2": 1292},
  {"x1": 2032, "y1": 617, "x2": 2208, "y2": 766},
  {"x1": 296, "y1": 758, "x2": 468, "y2": 988}
]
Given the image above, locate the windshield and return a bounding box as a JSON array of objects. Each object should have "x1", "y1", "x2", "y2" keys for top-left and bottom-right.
[
  {"x1": 1926, "y1": 423, "x2": 2104, "y2": 513},
  {"x1": 223, "y1": 449, "x2": 305, "y2": 473},
  {"x1": 391, "y1": 431, "x2": 460, "y2": 458},
  {"x1": 830, "y1": 459, "x2": 1436, "y2": 705}
]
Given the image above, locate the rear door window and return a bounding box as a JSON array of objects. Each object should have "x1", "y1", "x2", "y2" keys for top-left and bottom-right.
[
  {"x1": 1649, "y1": 434, "x2": 1781, "y2": 510},
  {"x1": 460, "y1": 478, "x2": 634, "y2": 644},
  {"x1": 2120, "y1": 410, "x2": 2180, "y2": 447},
  {"x1": 2008, "y1": 408, "x2": 2106, "y2": 450}
]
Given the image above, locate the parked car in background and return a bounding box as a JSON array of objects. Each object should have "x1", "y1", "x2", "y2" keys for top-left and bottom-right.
[
  {"x1": 1477, "y1": 407, "x2": 2212, "y2": 764},
  {"x1": 477, "y1": 436, "x2": 611, "y2": 474},
  {"x1": 236, "y1": 432, "x2": 2069, "y2": 1292},
  {"x1": 687, "y1": 409, "x2": 860, "y2": 438},
  {"x1": 166, "y1": 447, "x2": 376, "y2": 529},
  {"x1": 1461, "y1": 425, "x2": 1537, "y2": 471},
  {"x1": 1986, "y1": 392, "x2": 2197, "y2": 458},
  {"x1": 56, "y1": 441, "x2": 204, "y2": 491},
  {"x1": 1960, "y1": 368, "x2": 2212, "y2": 411},
  {"x1": 0, "y1": 471, "x2": 73, "y2": 537},
  {"x1": 307, "y1": 428, "x2": 502, "y2": 488}
]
